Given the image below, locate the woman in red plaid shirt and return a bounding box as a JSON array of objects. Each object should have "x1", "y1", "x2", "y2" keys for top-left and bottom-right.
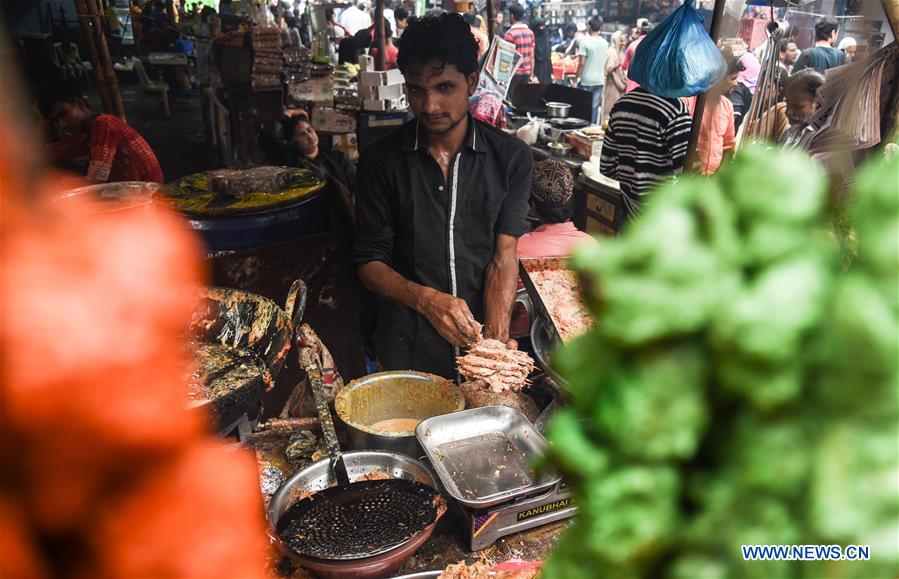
[{"x1": 38, "y1": 82, "x2": 163, "y2": 184}]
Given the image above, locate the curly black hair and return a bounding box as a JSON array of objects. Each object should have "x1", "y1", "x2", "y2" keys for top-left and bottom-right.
[{"x1": 396, "y1": 13, "x2": 479, "y2": 78}]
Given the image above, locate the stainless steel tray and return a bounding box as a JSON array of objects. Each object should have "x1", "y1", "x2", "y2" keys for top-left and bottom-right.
[
  {"x1": 415, "y1": 406, "x2": 561, "y2": 509},
  {"x1": 519, "y1": 257, "x2": 569, "y2": 347}
]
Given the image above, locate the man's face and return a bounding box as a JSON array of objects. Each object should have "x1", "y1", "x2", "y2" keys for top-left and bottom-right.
[
  {"x1": 292, "y1": 120, "x2": 319, "y2": 156},
  {"x1": 397, "y1": 17, "x2": 407, "y2": 30},
  {"x1": 785, "y1": 89, "x2": 818, "y2": 125},
  {"x1": 844, "y1": 45, "x2": 856, "y2": 60},
  {"x1": 405, "y1": 60, "x2": 478, "y2": 136},
  {"x1": 48, "y1": 100, "x2": 91, "y2": 135},
  {"x1": 782, "y1": 42, "x2": 799, "y2": 65},
  {"x1": 722, "y1": 72, "x2": 739, "y2": 95}
]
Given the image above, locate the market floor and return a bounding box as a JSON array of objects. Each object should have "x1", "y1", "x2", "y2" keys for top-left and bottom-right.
[{"x1": 121, "y1": 84, "x2": 215, "y2": 181}]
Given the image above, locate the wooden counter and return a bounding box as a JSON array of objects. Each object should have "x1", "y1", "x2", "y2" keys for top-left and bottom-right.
[{"x1": 577, "y1": 174, "x2": 626, "y2": 236}]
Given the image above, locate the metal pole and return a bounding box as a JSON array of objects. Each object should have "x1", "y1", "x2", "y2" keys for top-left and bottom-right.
[
  {"x1": 684, "y1": 0, "x2": 727, "y2": 172},
  {"x1": 487, "y1": 0, "x2": 496, "y2": 41},
  {"x1": 374, "y1": 0, "x2": 386, "y2": 70}
]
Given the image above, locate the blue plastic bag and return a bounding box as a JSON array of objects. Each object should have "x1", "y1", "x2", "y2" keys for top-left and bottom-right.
[{"x1": 629, "y1": 0, "x2": 726, "y2": 98}]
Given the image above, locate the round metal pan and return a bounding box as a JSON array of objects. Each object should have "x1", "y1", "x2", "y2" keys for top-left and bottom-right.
[
  {"x1": 268, "y1": 451, "x2": 445, "y2": 579},
  {"x1": 548, "y1": 117, "x2": 590, "y2": 130},
  {"x1": 187, "y1": 280, "x2": 307, "y2": 428}
]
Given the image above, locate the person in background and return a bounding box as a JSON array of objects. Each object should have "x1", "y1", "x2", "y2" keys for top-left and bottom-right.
[
  {"x1": 553, "y1": 22, "x2": 577, "y2": 53},
  {"x1": 393, "y1": 5, "x2": 409, "y2": 43},
  {"x1": 794, "y1": 20, "x2": 846, "y2": 73},
  {"x1": 504, "y1": 3, "x2": 536, "y2": 100},
  {"x1": 728, "y1": 53, "x2": 754, "y2": 131},
  {"x1": 368, "y1": 20, "x2": 399, "y2": 69},
  {"x1": 287, "y1": 115, "x2": 356, "y2": 194},
  {"x1": 37, "y1": 82, "x2": 163, "y2": 184},
  {"x1": 531, "y1": 18, "x2": 553, "y2": 85},
  {"x1": 779, "y1": 38, "x2": 800, "y2": 74},
  {"x1": 781, "y1": 68, "x2": 826, "y2": 149},
  {"x1": 600, "y1": 83, "x2": 692, "y2": 218},
  {"x1": 696, "y1": 50, "x2": 741, "y2": 176},
  {"x1": 463, "y1": 11, "x2": 489, "y2": 58},
  {"x1": 510, "y1": 158, "x2": 598, "y2": 338},
  {"x1": 575, "y1": 17, "x2": 608, "y2": 124},
  {"x1": 517, "y1": 159, "x2": 597, "y2": 257},
  {"x1": 737, "y1": 51, "x2": 761, "y2": 94},
  {"x1": 494, "y1": 10, "x2": 507, "y2": 37},
  {"x1": 623, "y1": 20, "x2": 650, "y2": 93},
  {"x1": 382, "y1": 3, "x2": 397, "y2": 38},
  {"x1": 337, "y1": 35, "x2": 362, "y2": 67},
  {"x1": 602, "y1": 30, "x2": 627, "y2": 124},
  {"x1": 338, "y1": 1, "x2": 372, "y2": 36},
  {"x1": 837, "y1": 36, "x2": 857, "y2": 62}
]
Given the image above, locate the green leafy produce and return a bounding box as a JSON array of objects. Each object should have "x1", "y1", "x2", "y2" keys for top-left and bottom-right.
[{"x1": 544, "y1": 149, "x2": 899, "y2": 578}]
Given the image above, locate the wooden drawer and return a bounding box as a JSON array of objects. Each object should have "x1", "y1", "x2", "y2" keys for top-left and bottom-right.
[
  {"x1": 586, "y1": 215, "x2": 617, "y2": 236},
  {"x1": 586, "y1": 191, "x2": 618, "y2": 222}
]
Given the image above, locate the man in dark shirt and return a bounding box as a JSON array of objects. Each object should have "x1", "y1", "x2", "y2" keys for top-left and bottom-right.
[
  {"x1": 354, "y1": 13, "x2": 533, "y2": 378},
  {"x1": 795, "y1": 21, "x2": 847, "y2": 73}
]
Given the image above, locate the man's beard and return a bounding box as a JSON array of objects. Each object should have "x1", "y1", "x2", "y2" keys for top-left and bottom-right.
[{"x1": 422, "y1": 111, "x2": 467, "y2": 136}]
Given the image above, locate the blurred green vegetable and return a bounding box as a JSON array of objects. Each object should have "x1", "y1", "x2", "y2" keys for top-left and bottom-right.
[{"x1": 543, "y1": 150, "x2": 899, "y2": 578}]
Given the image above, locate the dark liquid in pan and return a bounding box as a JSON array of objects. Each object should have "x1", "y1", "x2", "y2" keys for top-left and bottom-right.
[{"x1": 277, "y1": 479, "x2": 439, "y2": 560}]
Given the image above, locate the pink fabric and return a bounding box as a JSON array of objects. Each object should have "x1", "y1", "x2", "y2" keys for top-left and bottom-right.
[
  {"x1": 738, "y1": 52, "x2": 761, "y2": 94},
  {"x1": 510, "y1": 223, "x2": 598, "y2": 337},
  {"x1": 696, "y1": 96, "x2": 735, "y2": 175},
  {"x1": 622, "y1": 35, "x2": 645, "y2": 93},
  {"x1": 516, "y1": 222, "x2": 597, "y2": 258}
]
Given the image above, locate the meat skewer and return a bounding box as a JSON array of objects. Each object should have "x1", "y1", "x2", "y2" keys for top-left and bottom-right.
[{"x1": 456, "y1": 338, "x2": 535, "y2": 393}]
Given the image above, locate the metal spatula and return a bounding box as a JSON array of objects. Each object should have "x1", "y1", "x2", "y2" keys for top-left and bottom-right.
[{"x1": 305, "y1": 363, "x2": 351, "y2": 488}]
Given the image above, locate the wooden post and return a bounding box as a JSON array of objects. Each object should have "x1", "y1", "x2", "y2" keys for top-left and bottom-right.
[
  {"x1": 374, "y1": 0, "x2": 386, "y2": 71},
  {"x1": 89, "y1": 0, "x2": 125, "y2": 119},
  {"x1": 74, "y1": 0, "x2": 114, "y2": 114},
  {"x1": 75, "y1": 0, "x2": 126, "y2": 119},
  {"x1": 684, "y1": 0, "x2": 726, "y2": 172}
]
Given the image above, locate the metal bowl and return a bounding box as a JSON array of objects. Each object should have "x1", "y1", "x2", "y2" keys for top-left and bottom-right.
[
  {"x1": 545, "y1": 101, "x2": 571, "y2": 118},
  {"x1": 547, "y1": 141, "x2": 573, "y2": 157},
  {"x1": 268, "y1": 451, "x2": 442, "y2": 579},
  {"x1": 52, "y1": 181, "x2": 162, "y2": 213},
  {"x1": 335, "y1": 371, "x2": 465, "y2": 455}
]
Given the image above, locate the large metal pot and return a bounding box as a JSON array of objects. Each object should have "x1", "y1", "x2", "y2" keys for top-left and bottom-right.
[
  {"x1": 545, "y1": 101, "x2": 571, "y2": 118},
  {"x1": 335, "y1": 371, "x2": 465, "y2": 455},
  {"x1": 267, "y1": 451, "x2": 442, "y2": 579}
]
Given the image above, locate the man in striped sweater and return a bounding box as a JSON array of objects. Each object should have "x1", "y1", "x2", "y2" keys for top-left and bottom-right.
[{"x1": 600, "y1": 87, "x2": 692, "y2": 218}]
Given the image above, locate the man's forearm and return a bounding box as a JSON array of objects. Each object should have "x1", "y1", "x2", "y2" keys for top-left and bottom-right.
[
  {"x1": 358, "y1": 260, "x2": 433, "y2": 315},
  {"x1": 483, "y1": 249, "x2": 518, "y2": 341}
]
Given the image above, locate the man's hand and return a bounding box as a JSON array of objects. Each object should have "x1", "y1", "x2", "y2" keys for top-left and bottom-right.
[{"x1": 418, "y1": 288, "x2": 482, "y2": 347}]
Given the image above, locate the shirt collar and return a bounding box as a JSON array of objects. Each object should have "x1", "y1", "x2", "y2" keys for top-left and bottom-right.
[
  {"x1": 401, "y1": 116, "x2": 487, "y2": 154},
  {"x1": 534, "y1": 221, "x2": 578, "y2": 233}
]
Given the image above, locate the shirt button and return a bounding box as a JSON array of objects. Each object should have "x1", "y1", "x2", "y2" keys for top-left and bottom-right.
[{"x1": 438, "y1": 186, "x2": 444, "y2": 191}]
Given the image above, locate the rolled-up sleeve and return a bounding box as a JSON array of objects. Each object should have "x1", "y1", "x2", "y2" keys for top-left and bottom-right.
[
  {"x1": 495, "y1": 144, "x2": 533, "y2": 237},
  {"x1": 354, "y1": 151, "x2": 395, "y2": 265}
]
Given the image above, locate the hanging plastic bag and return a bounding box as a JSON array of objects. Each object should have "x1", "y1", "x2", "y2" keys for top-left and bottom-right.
[{"x1": 628, "y1": 0, "x2": 726, "y2": 98}]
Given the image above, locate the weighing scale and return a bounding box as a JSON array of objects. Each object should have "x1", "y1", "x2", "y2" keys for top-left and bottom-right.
[
  {"x1": 416, "y1": 406, "x2": 578, "y2": 552},
  {"x1": 462, "y1": 481, "x2": 576, "y2": 551}
]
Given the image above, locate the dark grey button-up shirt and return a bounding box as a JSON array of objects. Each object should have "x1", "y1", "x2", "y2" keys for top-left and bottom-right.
[{"x1": 354, "y1": 117, "x2": 533, "y2": 378}]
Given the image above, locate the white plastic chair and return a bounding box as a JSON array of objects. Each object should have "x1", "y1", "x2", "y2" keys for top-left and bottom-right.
[{"x1": 131, "y1": 56, "x2": 170, "y2": 116}]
